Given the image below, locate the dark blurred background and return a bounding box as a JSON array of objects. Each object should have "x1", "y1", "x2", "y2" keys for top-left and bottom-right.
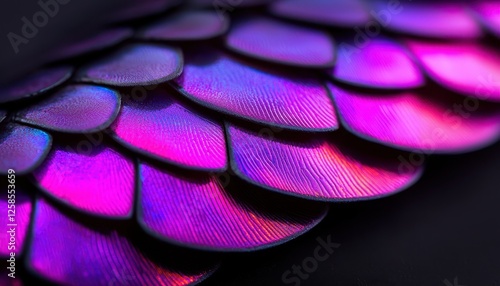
[{"x1": 0, "y1": 0, "x2": 130, "y2": 84}]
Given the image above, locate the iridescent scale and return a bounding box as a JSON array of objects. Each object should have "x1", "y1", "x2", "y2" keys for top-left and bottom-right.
[{"x1": 1, "y1": 0, "x2": 500, "y2": 284}]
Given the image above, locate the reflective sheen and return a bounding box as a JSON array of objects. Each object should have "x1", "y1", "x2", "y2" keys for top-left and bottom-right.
[
  {"x1": 16, "y1": 85, "x2": 121, "y2": 133},
  {"x1": 331, "y1": 85, "x2": 500, "y2": 153},
  {"x1": 110, "y1": 89, "x2": 227, "y2": 171},
  {"x1": 270, "y1": 0, "x2": 370, "y2": 27},
  {"x1": 77, "y1": 44, "x2": 183, "y2": 86},
  {"x1": 0, "y1": 66, "x2": 72, "y2": 104},
  {"x1": 472, "y1": 2, "x2": 500, "y2": 37},
  {"x1": 226, "y1": 17, "x2": 335, "y2": 68},
  {"x1": 174, "y1": 50, "x2": 338, "y2": 131},
  {"x1": 228, "y1": 124, "x2": 422, "y2": 200},
  {"x1": 332, "y1": 37, "x2": 424, "y2": 89},
  {"x1": 33, "y1": 144, "x2": 135, "y2": 217},
  {"x1": 139, "y1": 11, "x2": 229, "y2": 41},
  {"x1": 0, "y1": 187, "x2": 31, "y2": 256},
  {"x1": 370, "y1": 2, "x2": 481, "y2": 39},
  {"x1": 28, "y1": 198, "x2": 216, "y2": 285},
  {"x1": 0, "y1": 124, "x2": 52, "y2": 175},
  {"x1": 139, "y1": 162, "x2": 328, "y2": 250},
  {"x1": 407, "y1": 40, "x2": 500, "y2": 101}
]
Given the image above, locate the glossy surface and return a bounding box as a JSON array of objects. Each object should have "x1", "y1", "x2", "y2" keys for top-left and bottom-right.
[
  {"x1": 174, "y1": 50, "x2": 338, "y2": 131},
  {"x1": 77, "y1": 44, "x2": 183, "y2": 86},
  {"x1": 228, "y1": 125, "x2": 422, "y2": 200},
  {"x1": 139, "y1": 162, "x2": 328, "y2": 250},
  {"x1": 407, "y1": 40, "x2": 500, "y2": 101},
  {"x1": 332, "y1": 37, "x2": 424, "y2": 89},
  {"x1": 0, "y1": 124, "x2": 52, "y2": 175},
  {"x1": 0, "y1": 187, "x2": 31, "y2": 257},
  {"x1": 0, "y1": 66, "x2": 72, "y2": 104},
  {"x1": 331, "y1": 85, "x2": 500, "y2": 153},
  {"x1": 270, "y1": 0, "x2": 370, "y2": 27},
  {"x1": 371, "y1": 2, "x2": 481, "y2": 39},
  {"x1": 472, "y1": 2, "x2": 500, "y2": 37},
  {"x1": 226, "y1": 17, "x2": 335, "y2": 67},
  {"x1": 139, "y1": 11, "x2": 229, "y2": 40},
  {"x1": 33, "y1": 144, "x2": 135, "y2": 217},
  {"x1": 16, "y1": 85, "x2": 121, "y2": 133},
  {"x1": 110, "y1": 89, "x2": 227, "y2": 171},
  {"x1": 28, "y1": 198, "x2": 216, "y2": 285}
]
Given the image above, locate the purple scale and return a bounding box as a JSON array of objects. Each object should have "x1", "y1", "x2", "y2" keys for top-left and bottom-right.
[
  {"x1": 139, "y1": 162, "x2": 328, "y2": 250},
  {"x1": 227, "y1": 124, "x2": 423, "y2": 201},
  {"x1": 0, "y1": 187, "x2": 31, "y2": 257},
  {"x1": 331, "y1": 37, "x2": 424, "y2": 89},
  {"x1": 110, "y1": 88, "x2": 227, "y2": 171},
  {"x1": 0, "y1": 66, "x2": 72, "y2": 104},
  {"x1": 16, "y1": 84, "x2": 120, "y2": 133},
  {"x1": 173, "y1": 50, "x2": 338, "y2": 131},
  {"x1": 472, "y1": 2, "x2": 500, "y2": 37},
  {"x1": 226, "y1": 17, "x2": 335, "y2": 68},
  {"x1": 32, "y1": 144, "x2": 135, "y2": 218},
  {"x1": 270, "y1": 0, "x2": 370, "y2": 27},
  {"x1": 27, "y1": 197, "x2": 217, "y2": 285},
  {"x1": 407, "y1": 40, "x2": 500, "y2": 102},
  {"x1": 139, "y1": 11, "x2": 229, "y2": 41},
  {"x1": 0, "y1": 123, "x2": 52, "y2": 175},
  {"x1": 370, "y1": 2, "x2": 481, "y2": 39},
  {"x1": 330, "y1": 84, "x2": 500, "y2": 153},
  {"x1": 48, "y1": 28, "x2": 133, "y2": 61},
  {"x1": 77, "y1": 44, "x2": 183, "y2": 86}
]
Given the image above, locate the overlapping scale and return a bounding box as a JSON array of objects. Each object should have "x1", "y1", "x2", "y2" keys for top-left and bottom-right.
[
  {"x1": 139, "y1": 11, "x2": 229, "y2": 41},
  {"x1": 32, "y1": 144, "x2": 135, "y2": 218},
  {"x1": 0, "y1": 124, "x2": 51, "y2": 175},
  {"x1": 330, "y1": 84, "x2": 500, "y2": 153},
  {"x1": 15, "y1": 85, "x2": 120, "y2": 133},
  {"x1": 369, "y1": 2, "x2": 481, "y2": 39},
  {"x1": 173, "y1": 50, "x2": 338, "y2": 131},
  {"x1": 0, "y1": 187, "x2": 31, "y2": 257},
  {"x1": 110, "y1": 88, "x2": 227, "y2": 171},
  {"x1": 0, "y1": 66, "x2": 72, "y2": 104},
  {"x1": 407, "y1": 40, "x2": 500, "y2": 102},
  {"x1": 48, "y1": 28, "x2": 133, "y2": 61},
  {"x1": 77, "y1": 44, "x2": 183, "y2": 86},
  {"x1": 269, "y1": 0, "x2": 370, "y2": 27},
  {"x1": 109, "y1": 0, "x2": 181, "y2": 23},
  {"x1": 139, "y1": 162, "x2": 328, "y2": 250},
  {"x1": 27, "y1": 197, "x2": 216, "y2": 285},
  {"x1": 226, "y1": 17, "x2": 335, "y2": 68},
  {"x1": 331, "y1": 37, "x2": 424, "y2": 89},
  {"x1": 227, "y1": 124, "x2": 422, "y2": 200},
  {"x1": 472, "y1": 2, "x2": 500, "y2": 37}
]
